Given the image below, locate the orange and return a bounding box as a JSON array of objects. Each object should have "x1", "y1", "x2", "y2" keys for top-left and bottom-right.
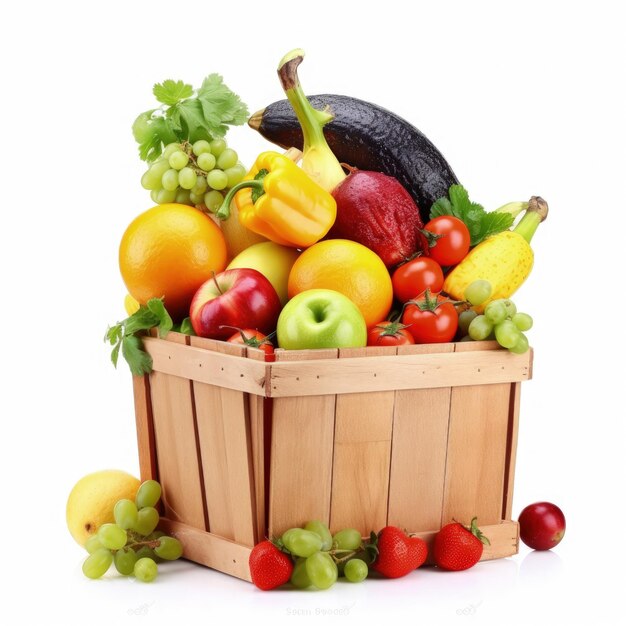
[
  {"x1": 288, "y1": 239, "x2": 393, "y2": 326},
  {"x1": 119, "y1": 203, "x2": 227, "y2": 321}
]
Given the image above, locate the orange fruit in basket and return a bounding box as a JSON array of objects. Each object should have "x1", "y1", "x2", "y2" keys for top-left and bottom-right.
[
  {"x1": 288, "y1": 239, "x2": 393, "y2": 326},
  {"x1": 119, "y1": 203, "x2": 227, "y2": 321}
]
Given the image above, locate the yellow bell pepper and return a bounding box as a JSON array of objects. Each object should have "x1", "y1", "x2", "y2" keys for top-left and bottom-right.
[{"x1": 215, "y1": 151, "x2": 337, "y2": 248}]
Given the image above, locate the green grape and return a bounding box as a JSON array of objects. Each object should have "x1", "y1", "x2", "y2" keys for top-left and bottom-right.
[
  {"x1": 134, "y1": 507, "x2": 160, "y2": 536},
  {"x1": 175, "y1": 189, "x2": 192, "y2": 205},
  {"x1": 484, "y1": 300, "x2": 508, "y2": 325},
  {"x1": 512, "y1": 312, "x2": 533, "y2": 331},
  {"x1": 197, "y1": 152, "x2": 216, "y2": 172},
  {"x1": 207, "y1": 169, "x2": 228, "y2": 190},
  {"x1": 97, "y1": 523, "x2": 127, "y2": 551},
  {"x1": 468, "y1": 315, "x2": 493, "y2": 341},
  {"x1": 458, "y1": 310, "x2": 478, "y2": 336},
  {"x1": 163, "y1": 143, "x2": 182, "y2": 159},
  {"x1": 494, "y1": 320, "x2": 521, "y2": 349},
  {"x1": 224, "y1": 165, "x2": 246, "y2": 188},
  {"x1": 114, "y1": 547, "x2": 138, "y2": 576},
  {"x1": 178, "y1": 167, "x2": 197, "y2": 190},
  {"x1": 82, "y1": 548, "x2": 113, "y2": 579},
  {"x1": 189, "y1": 192, "x2": 204, "y2": 205},
  {"x1": 204, "y1": 190, "x2": 224, "y2": 212},
  {"x1": 156, "y1": 189, "x2": 177, "y2": 204},
  {"x1": 210, "y1": 138, "x2": 227, "y2": 157},
  {"x1": 332, "y1": 528, "x2": 362, "y2": 551},
  {"x1": 344, "y1": 558, "x2": 368, "y2": 582},
  {"x1": 114, "y1": 499, "x2": 138, "y2": 530},
  {"x1": 169, "y1": 150, "x2": 189, "y2": 170},
  {"x1": 150, "y1": 189, "x2": 160, "y2": 203},
  {"x1": 464, "y1": 279, "x2": 492, "y2": 306},
  {"x1": 85, "y1": 535, "x2": 103, "y2": 554},
  {"x1": 132, "y1": 113, "x2": 152, "y2": 143},
  {"x1": 134, "y1": 557, "x2": 158, "y2": 582},
  {"x1": 459, "y1": 335, "x2": 473, "y2": 342},
  {"x1": 283, "y1": 529, "x2": 323, "y2": 557},
  {"x1": 304, "y1": 520, "x2": 333, "y2": 551},
  {"x1": 509, "y1": 332, "x2": 530, "y2": 354},
  {"x1": 154, "y1": 536, "x2": 183, "y2": 560},
  {"x1": 217, "y1": 148, "x2": 238, "y2": 170},
  {"x1": 141, "y1": 170, "x2": 160, "y2": 191},
  {"x1": 290, "y1": 557, "x2": 311, "y2": 589},
  {"x1": 134, "y1": 546, "x2": 156, "y2": 560},
  {"x1": 136, "y1": 480, "x2": 162, "y2": 508},
  {"x1": 305, "y1": 552, "x2": 338, "y2": 590},
  {"x1": 161, "y1": 169, "x2": 179, "y2": 191},
  {"x1": 192, "y1": 139, "x2": 211, "y2": 156},
  {"x1": 502, "y1": 299, "x2": 517, "y2": 317},
  {"x1": 192, "y1": 175, "x2": 208, "y2": 195}
]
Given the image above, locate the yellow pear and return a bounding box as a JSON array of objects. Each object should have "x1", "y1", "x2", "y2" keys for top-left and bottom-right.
[{"x1": 66, "y1": 469, "x2": 140, "y2": 546}]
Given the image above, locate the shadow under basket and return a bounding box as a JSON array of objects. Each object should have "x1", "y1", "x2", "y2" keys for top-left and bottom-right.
[{"x1": 132, "y1": 332, "x2": 532, "y2": 582}]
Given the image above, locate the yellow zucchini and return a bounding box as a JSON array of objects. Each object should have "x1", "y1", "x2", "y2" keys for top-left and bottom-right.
[{"x1": 443, "y1": 196, "x2": 548, "y2": 307}]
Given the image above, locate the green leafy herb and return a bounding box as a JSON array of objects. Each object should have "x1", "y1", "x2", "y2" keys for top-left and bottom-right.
[
  {"x1": 430, "y1": 185, "x2": 514, "y2": 247},
  {"x1": 135, "y1": 73, "x2": 249, "y2": 162},
  {"x1": 105, "y1": 298, "x2": 173, "y2": 376},
  {"x1": 176, "y1": 317, "x2": 196, "y2": 336}
]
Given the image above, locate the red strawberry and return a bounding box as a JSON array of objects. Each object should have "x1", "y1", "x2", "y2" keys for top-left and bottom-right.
[
  {"x1": 433, "y1": 517, "x2": 490, "y2": 571},
  {"x1": 372, "y1": 526, "x2": 428, "y2": 578},
  {"x1": 249, "y1": 540, "x2": 293, "y2": 590}
]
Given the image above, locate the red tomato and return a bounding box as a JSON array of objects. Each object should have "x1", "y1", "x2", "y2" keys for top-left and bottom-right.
[
  {"x1": 226, "y1": 328, "x2": 275, "y2": 359},
  {"x1": 392, "y1": 257, "x2": 444, "y2": 303},
  {"x1": 401, "y1": 291, "x2": 458, "y2": 343},
  {"x1": 423, "y1": 216, "x2": 470, "y2": 266},
  {"x1": 367, "y1": 321, "x2": 415, "y2": 347}
]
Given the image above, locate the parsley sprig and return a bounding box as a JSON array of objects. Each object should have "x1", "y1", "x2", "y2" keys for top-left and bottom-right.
[
  {"x1": 105, "y1": 298, "x2": 173, "y2": 376},
  {"x1": 135, "y1": 74, "x2": 249, "y2": 162},
  {"x1": 430, "y1": 185, "x2": 514, "y2": 247}
]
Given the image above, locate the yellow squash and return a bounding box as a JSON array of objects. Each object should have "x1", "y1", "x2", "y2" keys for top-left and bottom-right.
[{"x1": 443, "y1": 196, "x2": 548, "y2": 307}]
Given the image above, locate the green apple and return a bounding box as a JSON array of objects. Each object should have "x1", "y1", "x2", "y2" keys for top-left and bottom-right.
[
  {"x1": 277, "y1": 289, "x2": 367, "y2": 350},
  {"x1": 226, "y1": 241, "x2": 300, "y2": 305}
]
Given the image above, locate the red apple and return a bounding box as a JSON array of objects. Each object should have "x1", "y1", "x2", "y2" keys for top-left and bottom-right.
[
  {"x1": 190, "y1": 268, "x2": 281, "y2": 340},
  {"x1": 518, "y1": 502, "x2": 566, "y2": 551}
]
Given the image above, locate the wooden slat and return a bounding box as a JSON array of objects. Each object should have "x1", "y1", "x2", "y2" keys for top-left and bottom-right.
[
  {"x1": 329, "y1": 347, "x2": 396, "y2": 535},
  {"x1": 502, "y1": 382, "x2": 522, "y2": 520},
  {"x1": 268, "y1": 349, "x2": 337, "y2": 537},
  {"x1": 387, "y1": 343, "x2": 455, "y2": 531},
  {"x1": 133, "y1": 374, "x2": 158, "y2": 482},
  {"x1": 191, "y1": 337, "x2": 256, "y2": 547},
  {"x1": 159, "y1": 518, "x2": 252, "y2": 582},
  {"x1": 144, "y1": 337, "x2": 267, "y2": 395},
  {"x1": 149, "y1": 334, "x2": 206, "y2": 530},
  {"x1": 441, "y1": 382, "x2": 512, "y2": 526},
  {"x1": 267, "y1": 349, "x2": 532, "y2": 397}
]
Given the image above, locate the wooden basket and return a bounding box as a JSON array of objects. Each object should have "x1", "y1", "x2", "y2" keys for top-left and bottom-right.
[{"x1": 132, "y1": 332, "x2": 532, "y2": 582}]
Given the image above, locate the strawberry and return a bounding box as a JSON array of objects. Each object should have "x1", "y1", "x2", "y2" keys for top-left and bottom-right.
[
  {"x1": 433, "y1": 517, "x2": 490, "y2": 571},
  {"x1": 249, "y1": 540, "x2": 293, "y2": 590},
  {"x1": 371, "y1": 526, "x2": 428, "y2": 578}
]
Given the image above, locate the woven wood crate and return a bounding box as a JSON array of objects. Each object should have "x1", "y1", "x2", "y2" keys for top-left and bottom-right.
[{"x1": 132, "y1": 332, "x2": 532, "y2": 582}]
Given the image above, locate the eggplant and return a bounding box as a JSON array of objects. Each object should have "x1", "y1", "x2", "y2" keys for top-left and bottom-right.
[{"x1": 248, "y1": 94, "x2": 459, "y2": 221}]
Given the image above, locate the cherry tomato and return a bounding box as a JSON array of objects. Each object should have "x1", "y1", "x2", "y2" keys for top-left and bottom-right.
[
  {"x1": 226, "y1": 328, "x2": 275, "y2": 359},
  {"x1": 392, "y1": 257, "x2": 444, "y2": 303},
  {"x1": 401, "y1": 291, "x2": 458, "y2": 343},
  {"x1": 423, "y1": 216, "x2": 470, "y2": 266},
  {"x1": 367, "y1": 321, "x2": 415, "y2": 347}
]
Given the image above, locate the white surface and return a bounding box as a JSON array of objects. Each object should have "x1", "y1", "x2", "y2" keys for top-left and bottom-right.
[{"x1": 1, "y1": 1, "x2": 625, "y2": 624}]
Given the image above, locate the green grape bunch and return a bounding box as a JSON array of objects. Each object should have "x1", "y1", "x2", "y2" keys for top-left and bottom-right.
[
  {"x1": 132, "y1": 75, "x2": 249, "y2": 213},
  {"x1": 81, "y1": 479, "x2": 183, "y2": 582}
]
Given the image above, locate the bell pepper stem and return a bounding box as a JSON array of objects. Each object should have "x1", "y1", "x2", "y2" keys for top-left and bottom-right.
[
  {"x1": 215, "y1": 180, "x2": 264, "y2": 221},
  {"x1": 513, "y1": 196, "x2": 548, "y2": 243}
]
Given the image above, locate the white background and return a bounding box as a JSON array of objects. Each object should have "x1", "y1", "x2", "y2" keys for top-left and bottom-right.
[{"x1": 1, "y1": 0, "x2": 625, "y2": 624}]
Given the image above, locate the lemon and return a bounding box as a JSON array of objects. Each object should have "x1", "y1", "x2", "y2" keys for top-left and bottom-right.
[
  {"x1": 66, "y1": 469, "x2": 140, "y2": 546},
  {"x1": 124, "y1": 293, "x2": 140, "y2": 316}
]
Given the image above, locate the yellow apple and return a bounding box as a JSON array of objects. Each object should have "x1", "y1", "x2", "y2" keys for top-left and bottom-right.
[{"x1": 226, "y1": 242, "x2": 300, "y2": 305}]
